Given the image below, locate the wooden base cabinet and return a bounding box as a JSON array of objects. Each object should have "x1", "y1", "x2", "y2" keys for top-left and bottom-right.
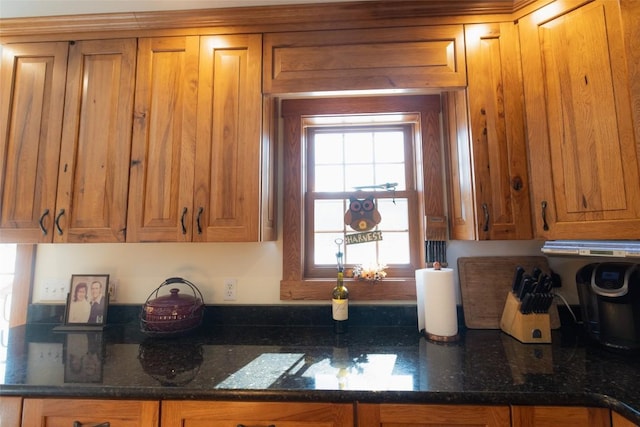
[
  {"x1": 512, "y1": 406, "x2": 610, "y2": 427},
  {"x1": 356, "y1": 403, "x2": 511, "y2": 426},
  {"x1": 612, "y1": 411, "x2": 639, "y2": 427},
  {"x1": 0, "y1": 396, "x2": 22, "y2": 427},
  {"x1": 161, "y1": 400, "x2": 354, "y2": 427},
  {"x1": 21, "y1": 398, "x2": 159, "y2": 427}
]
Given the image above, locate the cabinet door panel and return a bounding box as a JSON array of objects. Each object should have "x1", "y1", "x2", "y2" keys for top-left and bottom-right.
[
  {"x1": 0, "y1": 396, "x2": 22, "y2": 427},
  {"x1": 0, "y1": 42, "x2": 68, "y2": 243},
  {"x1": 127, "y1": 36, "x2": 199, "y2": 242},
  {"x1": 520, "y1": 0, "x2": 640, "y2": 239},
  {"x1": 56, "y1": 39, "x2": 136, "y2": 242},
  {"x1": 162, "y1": 401, "x2": 353, "y2": 427},
  {"x1": 22, "y1": 398, "x2": 159, "y2": 427},
  {"x1": 357, "y1": 403, "x2": 510, "y2": 426},
  {"x1": 465, "y1": 22, "x2": 532, "y2": 240},
  {"x1": 512, "y1": 405, "x2": 610, "y2": 427},
  {"x1": 194, "y1": 34, "x2": 262, "y2": 242},
  {"x1": 264, "y1": 26, "x2": 465, "y2": 93}
]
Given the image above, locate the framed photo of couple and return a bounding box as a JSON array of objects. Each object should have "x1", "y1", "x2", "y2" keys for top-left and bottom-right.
[{"x1": 64, "y1": 274, "x2": 109, "y2": 327}]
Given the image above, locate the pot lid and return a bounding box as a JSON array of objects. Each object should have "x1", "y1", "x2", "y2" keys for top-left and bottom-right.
[{"x1": 147, "y1": 288, "x2": 200, "y2": 307}]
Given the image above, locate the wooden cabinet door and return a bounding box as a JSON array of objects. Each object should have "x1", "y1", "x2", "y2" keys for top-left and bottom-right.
[
  {"x1": 162, "y1": 400, "x2": 353, "y2": 427},
  {"x1": 520, "y1": 0, "x2": 640, "y2": 239},
  {"x1": 357, "y1": 403, "x2": 510, "y2": 426},
  {"x1": 512, "y1": 406, "x2": 610, "y2": 427},
  {"x1": 0, "y1": 396, "x2": 22, "y2": 427},
  {"x1": 21, "y1": 398, "x2": 159, "y2": 427},
  {"x1": 0, "y1": 42, "x2": 68, "y2": 243},
  {"x1": 127, "y1": 36, "x2": 199, "y2": 242},
  {"x1": 463, "y1": 22, "x2": 532, "y2": 240},
  {"x1": 263, "y1": 26, "x2": 466, "y2": 93},
  {"x1": 55, "y1": 39, "x2": 136, "y2": 243},
  {"x1": 194, "y1": 34, "x2": 263, "y2": 242},
  {"x1": 612, "y1": 411, "x2": 638, "y2": 427}
]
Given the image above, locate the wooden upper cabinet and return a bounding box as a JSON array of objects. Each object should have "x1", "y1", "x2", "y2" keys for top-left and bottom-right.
[
  {"x1": 512, "y1": 406, "x2": 610, "y2": 427},
  {"x1": 520, "y1": 0, "x2": 640, "y2": 239},
  {"x1": 162, "y1": 401, "x2": 353, "y2": 427},
  {"x1": 22, "y1": 398, "x2": 159, "y2": 427},
  {"x1": 448, "y1": 22, "x2": 532, "y2": 240},
  {"x1": 56, "y1": 38, "x2": 137, "y2": 242},
  {"x1": 263, "y1": 25, "x2": 466, "y2": 94},
  {"x1": 0, "y1": 42, "x2": 68, "y2": 243},
  {"x1": 127, "y1": 36, "x2": 200, "y2": 242},
  {"x1": 357, "y1": 403, "x2": 510, "y2": 426},
  {"x1": 193, "y1": 34, "x2": 266, "y2": 242}
]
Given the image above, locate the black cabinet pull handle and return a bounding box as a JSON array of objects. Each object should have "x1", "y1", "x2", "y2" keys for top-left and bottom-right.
[
  {"x1": 482, "y1": 203, "x2": 489, "y2": 232},
  {"x1": 196, "y1": 207, "x2": 204, "y2": 234},
  {"x1": 541, "y1": 201, "x2": 549, "y2": 231},
  {"x1": 54, "y1": 208, "x2": 65, "y2": 235},
  {"x1": 180, "y1": 207, "x2": 188, "y2": 235},
  {"x1": 73, "y1": 422, "x2": 110, "y2": 427},
  {"x1": 39, "y1": 209, "x2": 50, "y2": 235}
]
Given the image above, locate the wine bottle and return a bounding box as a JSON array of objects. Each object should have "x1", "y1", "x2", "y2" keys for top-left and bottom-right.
[{"x1": 332, "y1": 270, "x2": 349, "y2": 334}]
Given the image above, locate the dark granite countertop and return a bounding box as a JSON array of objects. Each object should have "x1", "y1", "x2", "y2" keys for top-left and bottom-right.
[{"x1": 2, "y1": 305, "x2": 640, "y2": 424}]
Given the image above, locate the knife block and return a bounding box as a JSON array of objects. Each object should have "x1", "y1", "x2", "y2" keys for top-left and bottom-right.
[{"x1": 499, "y1": 292, "x2": 551, "y2": 344}]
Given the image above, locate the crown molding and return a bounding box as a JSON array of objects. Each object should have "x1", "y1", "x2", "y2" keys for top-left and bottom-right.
[{"x1": 0, "y1": 0, "x2": 547, "y2": 41}]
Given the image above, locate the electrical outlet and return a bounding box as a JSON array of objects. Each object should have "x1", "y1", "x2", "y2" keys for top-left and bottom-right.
[
  {"x1": 41, "y1": 278, "x2": 69, "y2": 302},
  {"x1": 108, "y1": 280, "x2": 117, "y2": 302},
  {"x1": 224, "y1": 278, "x2": 237, "y2": 301}
]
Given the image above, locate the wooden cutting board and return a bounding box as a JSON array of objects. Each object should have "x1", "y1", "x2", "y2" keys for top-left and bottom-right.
[{"x1": 458, "y1": 256, "x2": 561, "y2": 329}]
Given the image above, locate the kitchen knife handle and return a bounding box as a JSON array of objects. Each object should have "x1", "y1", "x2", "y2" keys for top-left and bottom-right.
[
  {"x1": 512, "y1": 266, "x2": 525, "y2": 293},
  {"x1": 541, "y1": 201, "x2": 549, "y2": 231}
]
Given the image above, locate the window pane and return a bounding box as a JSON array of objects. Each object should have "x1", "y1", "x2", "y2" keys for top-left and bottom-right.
[
  {"x1": 345, "y1": 241, "x2": 377, "y2": 265},
  {"x1": 315, "y1": 200, "x2": 346, "y2": 231},
  {"x1": 345, "y1": 165, "x2": 375, "y2": 190},
  {"x1": 315, "y1": 165, "x2": 344, "y2": 191},
  {"x1": 315, "y1": 232, "x2": 345, "y2": 265},
  {"x1": 378, "y1": 232, "x2": 410, "y2": 264},
  {"x1": 375, "y1": 164, "x2": 406, "y2": 190},
  {"x1": 314, "y1": 133, "x2": 344, "y2": 164},
  {"x1": 377, "y1": 198, "x2": 408, "y2": 231},
  {"x1": 375, "y1": 132, "x2": 405, "y2": 163},
  {"x1": 344, "y1": 132, "x2": 374, "y2": 164}
]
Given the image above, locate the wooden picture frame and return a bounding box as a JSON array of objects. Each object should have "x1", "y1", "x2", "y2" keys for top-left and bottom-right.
[{"x1": 64, "y1": 274, "x2": 109, "y2": 327}]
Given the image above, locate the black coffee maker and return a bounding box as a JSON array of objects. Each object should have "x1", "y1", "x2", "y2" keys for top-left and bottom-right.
[{"x1": 576, "y1": 262, "x2": 640, "y2": 351}]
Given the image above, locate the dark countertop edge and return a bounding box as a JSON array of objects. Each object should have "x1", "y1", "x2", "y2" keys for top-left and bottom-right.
[{"x1": 2, "y1": 386, "x2": 638, "y2": 423}]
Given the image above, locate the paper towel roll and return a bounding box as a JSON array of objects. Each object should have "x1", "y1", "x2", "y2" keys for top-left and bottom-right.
[{"x1": 415, "y1": 267, "x2": 458, "y2": 340}]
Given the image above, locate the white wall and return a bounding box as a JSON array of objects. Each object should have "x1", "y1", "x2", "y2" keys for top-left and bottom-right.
[{"x1": 32, "y1": 239, "x2": 584, "y2": 306}]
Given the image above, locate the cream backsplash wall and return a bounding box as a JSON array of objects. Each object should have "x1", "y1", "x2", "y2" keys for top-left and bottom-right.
[{"x1": 32, "y1": 239, "x2": 583, "y2": 306}]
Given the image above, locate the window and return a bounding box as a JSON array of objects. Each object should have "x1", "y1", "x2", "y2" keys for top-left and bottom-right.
[
  {"x1": 305, "y1": 121, "x2": 420, "y2": 279},
  {"x1": 281, "y1": 96, "x2": 445, "y2": 300}
]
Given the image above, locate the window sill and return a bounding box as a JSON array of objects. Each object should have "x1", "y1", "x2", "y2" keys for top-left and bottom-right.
[{"x1": 280, "y1": 278, "x2": 417, "y2": 301}]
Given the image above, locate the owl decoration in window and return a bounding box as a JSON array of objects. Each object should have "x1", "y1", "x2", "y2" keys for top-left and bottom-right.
[{"x1": 344, "y1": 195, "x2": 381, "y2": 232}]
